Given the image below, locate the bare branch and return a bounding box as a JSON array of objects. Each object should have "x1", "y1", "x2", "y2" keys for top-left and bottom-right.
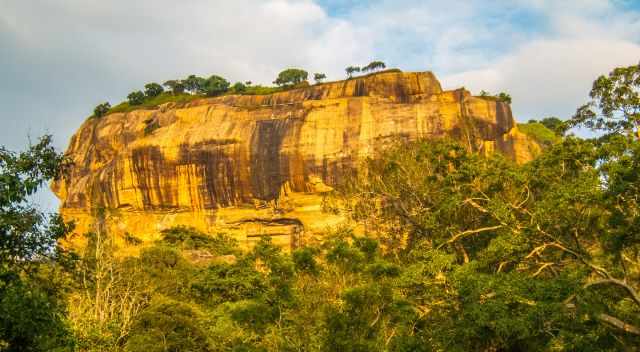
[
  {"x1": 532, "y1": 263, "x2": 555, "y2": 277},
  {"x1": 584, "y1": 278, "x2": 640, "y2": 308},
  {"x1": 437, "y1": 225, "x2": 503, "y2": 249},
  {"x1": 597, "y1": 313, "x2": 640, "y2": 335}
]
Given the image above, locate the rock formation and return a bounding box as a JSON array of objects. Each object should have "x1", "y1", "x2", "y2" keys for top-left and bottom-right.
[{"x1": 52, "y1": 70, "x2": 541, "y2": 251}]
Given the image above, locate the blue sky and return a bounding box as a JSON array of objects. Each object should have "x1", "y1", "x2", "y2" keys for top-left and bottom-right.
[{"x1": 1, "y1": 0, "x2": 640, "y2": 209}]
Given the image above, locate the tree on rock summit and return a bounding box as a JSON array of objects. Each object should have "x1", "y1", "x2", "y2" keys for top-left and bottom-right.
[{"x1": 273, "y1": 69, "x2": 308, "y2": 87}]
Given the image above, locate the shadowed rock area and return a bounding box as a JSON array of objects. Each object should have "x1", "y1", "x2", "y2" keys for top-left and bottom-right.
[{"x1": 52, "y1": 70, "x2": 541, "y2": 251}]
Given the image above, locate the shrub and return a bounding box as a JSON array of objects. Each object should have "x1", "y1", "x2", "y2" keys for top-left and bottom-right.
[
  {"x1": 477, "y1": 90, "x2": 512, "y2": 104},
  {"x1": 184, "y1": 75, "x2": 206, "y2": 94},
  {"x1": 160, "y1": 226, "x2": 238, "y2": 255},
  {"x1": 273, "y1": 68, "x2": 308, "y2": 87},
  {"x1": 144, "y1": 83, "x2": 164, "y2": 98},
  {"x1": 143, "y1": 119, "x2": 160, "y2": 136},
  {"x1": 362, "y1": 61, "x2": 386, "y2": 72},
  {"x1": 201, "y1": 75, "x2": 230, "y2": 96},
  {"x1": 232, "y1": 82, "x2": 247, "y2": 93},
  {"x1": 163, "y1": 80, "x2": 185, "y2": 95},
  {"x1": 93, "y1": 102, "x2": 111, "y2": 117},
  {"x1": 497, "y1": 92, "x2": 512, "y2": 104},
  {"x1": 124, "y1": 298, "x2": 209, "y2": 352},
  {"x1": 127, "y1": 91, "x2": 145, "y2": 105},
  {"x1": 292, "y1": 247, "x2": 319, "y2": 275},
  {"x1": 345, "y1": 66, "x2": 361, "y2": 78},
  {"x1": 518, "y1": 121, "x2": 561, "y2": 145},
  {"x1": 313, "y1": 73, "x2": 327, "y2": 84}
]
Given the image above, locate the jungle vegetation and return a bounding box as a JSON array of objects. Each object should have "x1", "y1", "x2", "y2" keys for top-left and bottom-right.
[{"x1": 3, "y1": 63, "x2": 640, "y2": 351}]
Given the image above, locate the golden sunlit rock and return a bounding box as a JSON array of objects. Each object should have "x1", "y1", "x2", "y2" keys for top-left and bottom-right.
[{"x1": 52, "y1": 70, "x2": 540, "y2": 251}]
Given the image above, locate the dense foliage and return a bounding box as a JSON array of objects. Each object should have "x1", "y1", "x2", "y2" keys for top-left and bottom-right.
[
  {"x1": 0, "y1": 135, "x2": 75, "y2": 350},
  {"x1": 93, "y1": 103, "x2": 111, "y2": 118},
  {"x1": 479, "y1": 90, "x2": 512, "y2": 104},
  {"x1": 517, "y1": 121, "x2": 561, "y2": 146},
  {"x1": 90, "y1": 61, "x2": 392, "y2": 118},
  {"x1": 143, "y1": 83, "x2": 164, "y2": 98},
  {"x1": 273, "y1": 69, "x2": 308, "y2": 87},
  {"x1": 126, "y1": 91, "x2": 145, "y2": 106},
  {"x1": 345, "y1": 66, "x2": 361, "y2": 78},
  {"x1": 313, "y1": 73, "x2": 326, "y2": 84},
  {"x1": 7, "y1": 63, "x2": 640, "y2": 351},
  {"x1": 362, "y1": 61, "x2": 386, "y2": 73}
]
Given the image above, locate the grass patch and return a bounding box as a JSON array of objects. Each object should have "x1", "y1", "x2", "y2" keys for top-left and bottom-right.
[
  {"x1": 106, "y1": 93, "x2": 202, "y2": 115},
  {"x1": 89, "y1": 69, "x2": 405, "y2": 119},
  {"x1": 517, "y1": 122, "x2": 561, "y2": 146},
  {"x1": 238, "y1": 85, "x2": 286, "y2": 95}
]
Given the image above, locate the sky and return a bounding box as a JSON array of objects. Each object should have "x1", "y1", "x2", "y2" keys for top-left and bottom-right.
[{"x1": 1, "y1": 0, "x2": 640, "y2": 209}]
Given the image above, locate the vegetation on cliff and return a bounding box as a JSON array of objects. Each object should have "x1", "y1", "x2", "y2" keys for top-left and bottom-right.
[
  {"x1": 90, "y1": 62, "x2": 391, "y2": 118},
  {"x1": 0, "y1": 135, "x2": 76, "y2": 350},
  {"x1": 478, "y1": 90, "x2": 512, "y2": 104},
  {"x1": 3, "y1": 63, "x2": 640, "y2": 351}
]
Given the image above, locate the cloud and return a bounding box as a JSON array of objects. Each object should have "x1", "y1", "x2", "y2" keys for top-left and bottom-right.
[
  {"x1": 0, "y1": 0, "x2": 372, "y2": 150},
  {"x1": 1, "y1": 0, "x2": 640, "y2": 209},
  {"x1": 437, "y1": 0, "x2": 640, "y2": 120},
  {"x1": 0, "y1": 0, "x2": 373, "y2": 210},
  {"x1": 321, "y1": 0, "x2": 640, "y2": 120},
  {"x1": 441, "y1": 38, "x2": 640, "y2": 120}
]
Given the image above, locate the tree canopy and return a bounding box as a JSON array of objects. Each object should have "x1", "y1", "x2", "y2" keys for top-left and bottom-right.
[
  {"x1": 273, "y1": 68, "x2": 308, "y2": 86},
  {"x1": 127, "y1": 91, "x2": 145, "y2": 105},
  {"x1": 313, "y1": 73, "x2": 327, "y2": 84},
  {"x1": 10, "y1": 62, "x2": 640, "y2": 351},
  {"x1": 0, "y1": 135, "x2": 75, "y2": 350},
  {"x1": 144, "y1": 83, "x2": 164, "y2": 98},
  {"x1": 93, "y1": 102, "x2": 110, "y2": 118},
  {"x1": 362, "y1": 61, "x2": 386, "y2": 72},
  {"x1": 163, "y1": 80, "x2": 186, "y2": 95},
  {"x1": 345, "y1": 66, "x2": 361, "y2": 78},
  {"x1": 201, "y1": 75, "x2": 230, "y2": 96}
]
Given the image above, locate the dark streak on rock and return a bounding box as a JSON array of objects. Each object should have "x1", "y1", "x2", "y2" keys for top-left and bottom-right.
[{"x1": 250, "y1": 118, "x2": 303, "y2": 200}]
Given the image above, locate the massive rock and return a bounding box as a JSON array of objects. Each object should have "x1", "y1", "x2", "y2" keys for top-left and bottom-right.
[{"x1": 52, "y1": 70, "x2": 540, "y2": 250}]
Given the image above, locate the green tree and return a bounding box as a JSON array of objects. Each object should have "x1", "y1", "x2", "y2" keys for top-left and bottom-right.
[
  {"x1": 127, "y1": 91, "x2": 145, "y2": 105},
  {"x1": 345, "y1": 66, "x2": 361, "y2": 78},
  {"x1": 478, "y1": 90, "x2": 512, "y2": 104},
  {"x1": 232, "y1": 82, "x2": 247, "y2": 93},
  {"x1": 184, "y1": 75, "x2": 206, "y2": 94},
  {"x1": 144, "y1": 83, "x2": 164, "y2": 98},
  {"x1": 201, "y1": 75, "x2": 230, "y2": 96},
  {"x1": 163, "y1": 80, "x2": 185, "y2": 95},
  {"x1": 497, "y1": 91, "x2": 512, "y2": 104},
  {"x1": 124, "y1": 298, "x2": 209, "y2": 352},
  {"x1": 0, "y1": 135, "x2": 75, "y2": 351},
  {"x1": 273, "y1": 68, "x2": 308, "y2": 87},
  {"x1": 362, "y1": 61, "x2": 386, "y2": 73},
  {"x1": 572, "y1": 63, "x2": 640, "y2": 138},
  {"x1": 313, "y1": 73, "x2": 327, "y2": 84},
  {"x1": 536, "y1": 116, "x2": 567, "y2": 135},
  {"x1": 93, "y1": 102, "x2": 111, "y2": 118}
]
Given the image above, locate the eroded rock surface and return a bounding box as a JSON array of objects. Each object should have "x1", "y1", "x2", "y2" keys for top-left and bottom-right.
[{"x1": 52, "y1": 70, "x2": 540, "y2": 250}]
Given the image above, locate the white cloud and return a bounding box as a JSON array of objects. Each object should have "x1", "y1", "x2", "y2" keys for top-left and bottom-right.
[
  {"x1": 1, "y1": 0, "x2": 371, "y2": 86},
  {"x1": 0, "y1": 0, "x2": 374, "y2": 156},
  {"x1": 436, "y1": 1, "x2": 640, "y2": 121},
  {"x1": 442, "y1": 39, "x2": 640, "y2": 120},
  {"x1": 1, "y1": 0, "x2": 639, "y2": 145},
  {"x1": 2, "y1": 0, "x2": 640, "y2": 211}
]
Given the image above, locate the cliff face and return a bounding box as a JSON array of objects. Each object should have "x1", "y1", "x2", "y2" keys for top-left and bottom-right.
[{"x1": 52, "y1": 71, "x2": 540, "y2": 250}]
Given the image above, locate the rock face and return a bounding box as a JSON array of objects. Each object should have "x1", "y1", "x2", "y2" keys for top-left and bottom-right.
[{"x1": 52, "y1": 70, "x2": 540, "y2": 250}]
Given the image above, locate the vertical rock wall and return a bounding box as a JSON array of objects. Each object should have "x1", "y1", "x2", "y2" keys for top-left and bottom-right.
[{"x1": 52, "y1": 70, "x2": 541, "y2": 251}]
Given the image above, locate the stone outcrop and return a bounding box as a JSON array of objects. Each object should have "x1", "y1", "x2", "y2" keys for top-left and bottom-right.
[{"x1": 52, "y1": 70, "x2": 541, "y2": 251}]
